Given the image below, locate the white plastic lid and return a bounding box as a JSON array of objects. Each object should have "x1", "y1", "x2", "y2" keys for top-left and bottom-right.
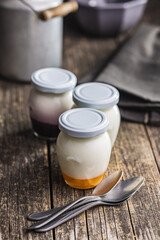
[
  {"x1": 31, "y1": 68, "x2": 77, "y2": 94},
  {"x1": 73, "y1": 82, "x2": 119, "y2": 109},
  {"x1": 59, "y1": 108, "x2": 109, "y2": 138}
]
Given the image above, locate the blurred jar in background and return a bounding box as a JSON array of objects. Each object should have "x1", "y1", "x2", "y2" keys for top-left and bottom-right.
[
  {"x1": 29, "y1": 68, "x2": 77, "y2": 140},
  {"x1": 73, "y1": 82, "x2": 120, "y2": 146}
]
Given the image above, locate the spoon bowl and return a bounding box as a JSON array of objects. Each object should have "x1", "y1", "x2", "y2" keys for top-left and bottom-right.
[{"x1": 102, "y1": 176, "x2": 145, "y2": 202}]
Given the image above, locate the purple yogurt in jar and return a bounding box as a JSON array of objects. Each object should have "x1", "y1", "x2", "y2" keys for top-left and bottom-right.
[{"x1": 29, "y1": 68, "x2": 77, "y2": 140}]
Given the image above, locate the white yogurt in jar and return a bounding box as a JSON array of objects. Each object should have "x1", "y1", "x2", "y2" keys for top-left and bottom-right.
[
  {"x1": 56, "y1": 108, "x2": 111, "y2": 189},
  {"x1": 73, "y1": 82, "x2": 120, "y2": 146},
  {"x1": 29, "y1": 89, "x2": 73, "y2": 125},
  {"x1": 29, "y1": 68, "x2": 77, "y2": 139}
]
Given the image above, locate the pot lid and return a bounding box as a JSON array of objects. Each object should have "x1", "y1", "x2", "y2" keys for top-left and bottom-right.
[
  {"x1": 73, "y1": 82, "x2": 119, "y2": 109},
  {"x1": 31, "y1": 68, "x2": 77, "y2": 94},
  {"x1": 21, "y1": 0, "x2": 61, "y2": 11},
  {"x1": 59, "y1": 108, "x2": 109, "y2": 138},
  {"x1": 0, "y1": 0, "x2": 61, "y2": 11}
]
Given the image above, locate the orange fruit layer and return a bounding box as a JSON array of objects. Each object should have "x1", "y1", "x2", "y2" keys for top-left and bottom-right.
[{"x1": 62, "y1": 171, "x2": 106, "y2": 189}]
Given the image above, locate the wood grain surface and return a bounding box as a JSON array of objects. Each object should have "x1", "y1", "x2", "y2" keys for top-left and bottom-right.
[
  {"x1": 0, "y1": 0, "x2": 160, "y2": 239},
  {"x1": 0, "y1": 82, "x2": 53, "y2": 239}
]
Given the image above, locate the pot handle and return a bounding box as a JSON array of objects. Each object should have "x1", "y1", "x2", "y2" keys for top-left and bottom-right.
[{"x1": 40, "y1": 1, "x2": 79, "y2": 20}]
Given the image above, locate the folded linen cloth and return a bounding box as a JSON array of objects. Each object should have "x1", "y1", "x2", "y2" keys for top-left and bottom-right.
[{"x1": 95, "y1": 23, "x2": 160, "y2": 125}]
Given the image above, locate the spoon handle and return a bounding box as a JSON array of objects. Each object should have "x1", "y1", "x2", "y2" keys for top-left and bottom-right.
[
  {"x1": 28, "y1": 203, "x2": 73, "y2": 221},
  {"x1": 28, "y1": 195, "x2": 97, "y2": 230},
  {"x1": 28, "y1": 196, "x2": 96, "y2": 221},
  {"x1": 35, "y1": 201, "x2": 103, "y2": 232}
]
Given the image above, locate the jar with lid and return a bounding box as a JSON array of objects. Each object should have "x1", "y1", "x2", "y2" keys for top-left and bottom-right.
[
  {"x1": 56, "y1": 108, "x2": 111, "y2": 189},
  {"x1": 73, "y1": 82, "x2": 120, "y2": 146},
  {"x1": 29, "y1": 68, "x2": 77, "y2": 140}
]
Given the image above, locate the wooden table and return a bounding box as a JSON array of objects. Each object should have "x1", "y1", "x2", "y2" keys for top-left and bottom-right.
[{"x1": 0, "y1": 0, "x2": 160, "y2": 239}]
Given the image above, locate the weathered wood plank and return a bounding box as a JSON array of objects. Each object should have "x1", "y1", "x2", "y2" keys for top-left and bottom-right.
[
  {"x1": 63, "y1": 16, "x2": 117, "y2": 81},
  {"x1": 114, "y1": 122, "x2": 160, "y2": 240},
  {"x1": 0, "y1": 81, "x2": 53, "y2": 240},
  {"x1": 113, "y1": 1, "x2": 160, "y2": 237},
  {"x1": 146, "y1": 126, "x2": 160, "y2": 171}
]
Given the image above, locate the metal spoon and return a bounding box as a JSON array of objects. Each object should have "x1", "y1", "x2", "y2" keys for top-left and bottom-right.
[
  {"x1": 34, "y1": 176, "x2": 145, "y2": 232},
  {"x1": 28, "y1": 170, "x2": 123, "y2": 228}
]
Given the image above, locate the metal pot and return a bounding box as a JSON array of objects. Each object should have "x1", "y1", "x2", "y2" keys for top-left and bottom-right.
[
  {"x1": 75, "y1": 0, "x2": 148, "y2": 36},
  {"x1": 0, "y1": 0, "x2": 78, "y2": 81}
]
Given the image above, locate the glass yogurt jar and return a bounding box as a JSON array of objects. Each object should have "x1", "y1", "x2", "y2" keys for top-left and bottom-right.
[
  {"x1": 56, "y1": 108, "x2": 112, "y2": 189},
  {"x1": 29, "y1": 68, "x2": 77, "y2": 140},
  {"x1": 73, "y1": 83, "x2": 120, "y2": 146}
]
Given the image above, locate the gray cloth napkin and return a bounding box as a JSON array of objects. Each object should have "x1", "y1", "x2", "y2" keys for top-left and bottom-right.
[{"x1": 95, "y1": 23, "x2": 160, "y2": 125}]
